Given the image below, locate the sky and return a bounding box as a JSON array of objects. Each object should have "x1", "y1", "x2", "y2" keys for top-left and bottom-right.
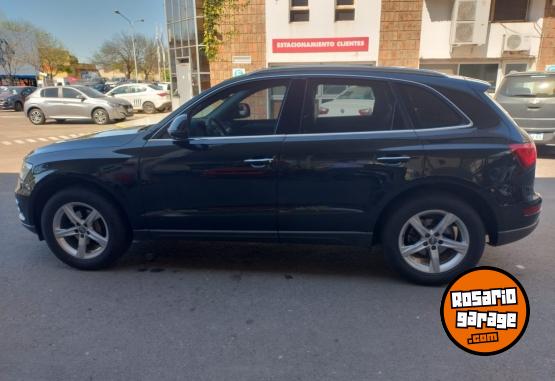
[{"x1": 0, "y1": 0, "x2": 166, "y2": 63}]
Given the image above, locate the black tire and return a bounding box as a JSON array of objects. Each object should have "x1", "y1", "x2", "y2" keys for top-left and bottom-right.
[
  {"x1": 55, "y1": 119, "x2": 66, "y2": 123},
  {"x1": 14, "y1": 101, "x2": 23, "y2": 112},
  {"x1": 28, "y1": 108, "x2": 45, "y2": 125},
  {"x1": 40, "y1": 187, "x2": 131, "y2": 270},
  {"x1": 92, "y1": 108, "x2": 110, "y2": 125},
  {"x1": 142, "y1": 101, "x2": 156, "y2": 114},
  {"x1": 381, "y1": 192, "x2": 485, "y2": 285}
]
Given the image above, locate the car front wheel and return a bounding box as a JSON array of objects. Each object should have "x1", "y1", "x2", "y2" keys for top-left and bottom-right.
[
  {"x1": 92, "y1": 108, "x2": 110, "y2": 125},
  {"x1": 41, "y1": 188, "x2": 130, "y2": 270},
  {"x1": 381, "y1": 193, "x2": 485, "y2": 285}
]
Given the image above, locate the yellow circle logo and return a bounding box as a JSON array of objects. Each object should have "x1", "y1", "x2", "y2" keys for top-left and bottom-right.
[{"x1": 440, "y1": 267, "x2": 529, "y2": 355}]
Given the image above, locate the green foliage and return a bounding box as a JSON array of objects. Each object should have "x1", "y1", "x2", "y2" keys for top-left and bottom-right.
[{"x1": 202, "y1": 0, "x2": 248, "y2": 61}]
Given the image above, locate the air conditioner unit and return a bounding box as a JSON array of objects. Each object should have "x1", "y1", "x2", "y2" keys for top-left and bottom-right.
[
  {"x1": 504, "y1": 34, "x2": 531, "y2": 52},
  {"x1": 450, "y1": 0, "x2": 491, "y2": 46}
]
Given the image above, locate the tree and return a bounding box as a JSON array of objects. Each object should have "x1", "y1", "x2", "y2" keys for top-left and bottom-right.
[
  {"x1": 92, "y1": 32, "x2": 136, "y2": 79},
  {"x1": 0, "y1": 20, "x2": 39, "y2": 84},
  {"x1": 137, "y1": 36, "x2": 158, "y2": 81},
  {"x1": 35, "y1": 31, "x2": 73, "y2": 80}
]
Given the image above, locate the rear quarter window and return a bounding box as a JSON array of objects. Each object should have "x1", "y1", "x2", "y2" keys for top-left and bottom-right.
[
  {"x1": 396, "y1": 83, "x2": 466, "y2": 129},
  {"x1": 41, "y1": 88, "x2": 59, "y2": 98}
]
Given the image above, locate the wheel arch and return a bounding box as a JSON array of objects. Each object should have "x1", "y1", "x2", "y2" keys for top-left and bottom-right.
[
  {"x1": 30, "y1": 175, "x2": 132, "y2": 240},
  {"x1": 90, "y1": 106, "x2": 107, "y2": 118},
  {"x1": 371, "y1": 180, "x2": 498, "y2": 245}
]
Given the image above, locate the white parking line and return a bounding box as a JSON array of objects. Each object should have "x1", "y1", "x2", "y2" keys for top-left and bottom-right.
[
  {"x1": 1, "y1": 141, "x2": 12, "y2": 145},
  {"x1": 59, "y1": 135, "x2": 70, "y2": 139},
  {"x1": 38, "y1": 138, "x2": 49, "y2": 142},
  {"x1": 69, "y1": 134, "x2": 78, "y2": 138},
  {"x1": 14, "y1": 140, "x2": 25, "y2": 144},
  {"x1": 25, "y1": 139, "x2": 36, "y2": 143},
  {"x1": 48, "y1": 137, "x2": 59, "y2": 141}
]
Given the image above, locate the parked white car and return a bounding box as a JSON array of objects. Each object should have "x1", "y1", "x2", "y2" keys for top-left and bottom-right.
[
  {"x1": 318, "y1": 85, "x2": 375, "y2": 117},
  {"x1": 106, "y1": 84, "x2": 171, "y2": 113}
]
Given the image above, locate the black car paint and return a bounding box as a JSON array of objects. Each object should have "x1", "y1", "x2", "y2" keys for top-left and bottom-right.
[{"x1": 16, "y1": 67, "x2": 541, "y2": 247}]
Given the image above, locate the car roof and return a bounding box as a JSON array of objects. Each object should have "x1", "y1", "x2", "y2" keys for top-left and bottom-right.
[
  {"x1": 504, "y1": 71, "x2": 555, "y2": 77},
  {"x1": 246, "y1": 65, "x2": 448, "y2": 78}
]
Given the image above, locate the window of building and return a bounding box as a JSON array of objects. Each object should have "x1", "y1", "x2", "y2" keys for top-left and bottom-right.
[
  {"x1": 504, "y1": 63, "x2": 528, "y2": 75},
  {"x1": 491, "y1": 0, "x2": 529, "y2": 22},
  {"x1": 335, "y1": 0, "x2": 355, "y2": 21},
  {"x1": 41, "y1": 88, "x2": 58, "y2": 98},
  {"x1": 459, "y1": 63, "x2": 499, "y2": 90},
  {"x1": 302, "y1": 79, "x2": 394, "y2": 133},
  {"x1": 397, "y1": 84, "x2": 467, "y2": 129},
  {"x1": 290, "y1": 0, "x2": 309, "y2": 22}
]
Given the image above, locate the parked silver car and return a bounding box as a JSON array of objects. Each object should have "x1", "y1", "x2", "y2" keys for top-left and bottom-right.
[
  {"x1": 24, "y1": 85, "x2": 133, "y2": 125},
  {"x1": 495, "y1": 72, "x2": 555, "y2": 147}
]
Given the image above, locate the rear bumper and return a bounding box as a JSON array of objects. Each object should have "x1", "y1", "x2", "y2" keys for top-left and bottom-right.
[
  {"x1": 495, "y1": 220, "x2": 540, "y2": 246},
  {"x1": 490, "y1": 194, "x2": 542, "y2": 246}
]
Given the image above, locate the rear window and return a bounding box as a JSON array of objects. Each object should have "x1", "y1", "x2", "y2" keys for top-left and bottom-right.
[
  {"x1": 433, "y1": 85, "x2": 500, "y2": 128},
  {"x1": 41, "y1": 88, "x2": 58, "y2": 98},
  {"x1": 397, "y1": 84, "x2": 466, "y2": 129},
  {"x1": 498, "y1": 75, "x2": 555, "y2": 98},
  {"x1": 148, "y1": 84, "x2": 162, "y2": 91}
]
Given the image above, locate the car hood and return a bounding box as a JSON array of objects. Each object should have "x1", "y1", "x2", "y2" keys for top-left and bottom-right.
[
  {"x1": 101, "y1": 96, "x2": 131, "y2": 106},
  {"x1": 29, "y1": 126, "x2": 145, "y2": 156}
]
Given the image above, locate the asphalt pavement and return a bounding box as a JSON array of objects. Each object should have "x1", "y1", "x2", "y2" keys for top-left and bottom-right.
[{"x1": 0, "y1": 111, "x2": 554, "y2": 380}]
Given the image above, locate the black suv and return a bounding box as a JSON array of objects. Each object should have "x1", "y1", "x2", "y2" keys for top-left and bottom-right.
[{"x1": 15, "y1": 66, "x2": 542, "y2": 284}]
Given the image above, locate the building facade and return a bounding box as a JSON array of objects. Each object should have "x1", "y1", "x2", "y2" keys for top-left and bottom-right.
[{"x1": 166, "y1": 0, "x2": 555, "y2": 103}]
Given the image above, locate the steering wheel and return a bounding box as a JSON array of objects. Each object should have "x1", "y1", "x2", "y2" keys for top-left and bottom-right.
[{"x1": 206, "y1": 117, "x2": 228, "y2": 137}]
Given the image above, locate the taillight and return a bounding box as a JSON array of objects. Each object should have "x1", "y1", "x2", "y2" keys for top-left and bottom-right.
[
  {"x1": 157, "y1": 92, "x2": 169, "y2": 97},
  {"x1": 318, "y1": 107, "x2": 329, "y2": 115},
  {"x1": 510, "y1": 142, "x2": 536, "y2": 168},
  {"x1": 522, "y1": 204, "x2": 541, "y2": 217},
  {"x1": 358, "y1": 108, "x2": 370, "y2": 116}
]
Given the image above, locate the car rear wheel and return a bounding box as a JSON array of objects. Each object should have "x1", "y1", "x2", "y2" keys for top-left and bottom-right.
[
  {"x1": 381, "y1": 193, "x2": 485, "y2": 285},
  {"x1": 41, "y1": 188, "x2": 131, "y2": 270},
  {"x1": 14, "y1": 101, "x2": 23, "y2": 112},
  {"x1": 92, "y1": 108, "x2": 109, "y2": 125},
  {"x1": 28, "y1": 108, "x2": 45, "y2": 125},
  {"x1": 142, "y1": 101, "x2": 156, "y2": 114}
]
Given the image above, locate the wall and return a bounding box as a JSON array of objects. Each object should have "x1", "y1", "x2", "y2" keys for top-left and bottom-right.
[
  {"x1": 209, "y1": 0, "x2": 266, "y2": 85},
  {"x1": 266, "y1": 0, "x2": 381, "y2": 65},
  {"x1": 378, "y1": 0, "x2": 424, "y2": 67},
  {"x1": 537, "y1": 0, "x2": 555, "y2": 70},
  {"x1": 420, "y1": 0, "x2": 545, "y2": 61}
]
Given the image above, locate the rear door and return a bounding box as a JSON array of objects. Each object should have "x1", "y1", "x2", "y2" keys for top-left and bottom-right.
[
  {"x1": 277, "y1": 77, "x2": 423, "y2": 245},
  {"x1": 40, "y1": 87, "x2": 63, "y2": 117}
]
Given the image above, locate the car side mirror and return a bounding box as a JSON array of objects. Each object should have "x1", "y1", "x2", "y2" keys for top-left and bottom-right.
[
  {"x1": 235, "y1": 102, "x2": 250, "y2": 119},
  {"x1": 168, "y1": 114, "x2": 190, "y2": 141},
  {"x1": 76, "y1": 94, "x2": 86, "y2": 101}
]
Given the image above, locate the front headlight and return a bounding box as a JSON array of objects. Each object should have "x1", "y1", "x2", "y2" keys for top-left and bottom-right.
[
  {"x1": 108, "y1": 102, "x2": 120, "y2": 108},
  {"x1": 19, "y1": 161, "x2": 33, "y2": 181}
]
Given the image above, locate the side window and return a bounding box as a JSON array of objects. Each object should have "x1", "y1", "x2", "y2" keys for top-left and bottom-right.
[
  {"x1": 302, "y1": 79, "x2": 394, "y2": 133},
  {"x1": 22, "y1": 88, "x2": 33, "y2": 96},
  {"x1": 397, "y1": 84, "x2": 466, "y2": 129},
  {"x1": 111, "y1": 86, "x2": 128, "y2": 95},
  {"x1": 189, "y1": 80, "x2": 289, "y2": 137},
  {"x1": 41, "y1": 88, "x2": 59, "y2": 98},
  {"x1": 62, "y1": 88, "x2": 82, "y2": 98}
]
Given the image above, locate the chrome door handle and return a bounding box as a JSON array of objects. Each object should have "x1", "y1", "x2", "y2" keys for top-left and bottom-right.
[
  {"x1": 244, "y1": 158, "x2": 274, "y2": 168},
  {"x1": 376, "y1": 156, "x2": 411, "y2": 164}
]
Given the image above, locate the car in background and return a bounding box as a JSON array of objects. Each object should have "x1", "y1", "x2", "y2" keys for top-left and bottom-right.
[
  {"x1": 106, "y1": 83, "x2": 171, "y2": 113},
  {"x1": 318, "y1": 85, "x2": 375, "y2": 117},
  {"x1": 495, "y1": 72, "x2": 555, "y2": 148},
  {"x1": 0, "y1": 86, "x2": 36, "y2": 111},
  {"x1": 24, "y1": 85, "x2": 133, "y2": 125}
]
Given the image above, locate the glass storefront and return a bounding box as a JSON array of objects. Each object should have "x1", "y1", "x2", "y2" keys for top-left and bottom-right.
[{"x1": 164, "y1": 0, "x2": 211, "y2": 103}]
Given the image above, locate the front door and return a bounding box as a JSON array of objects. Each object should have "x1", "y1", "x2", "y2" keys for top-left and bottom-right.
[
  {"x1": 60, "y1": 87, "x2": 89, "y2": 118},
  {"x1": 139, "y1": 78, "x2": 293, "y2": 239},
  {"x1": 278, "y1": 77, "x2": 424, "y2": 245}
]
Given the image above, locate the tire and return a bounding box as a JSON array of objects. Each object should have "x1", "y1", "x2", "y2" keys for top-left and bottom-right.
[
  {"x1": 92, "y1": 108, "x2": 110, "y2": 125},
  {"x1": 381, "y1": 192, "x2": 485, "y2": 285},
  {"x1": 14, "y1": 101, "x2": 23, "y2": 112},
  {"x1": 142, "y1": 101, "x2": 156, "y2": 114},
  {"x1": 28, "y1": 108, "x2": 45, "y2": 125},
  {"x1": 55, "y1": 119, "x2": 66, "y2": 123},
  {"x1": 40, "y1": 187, "x2": 131, "y2": 270}
]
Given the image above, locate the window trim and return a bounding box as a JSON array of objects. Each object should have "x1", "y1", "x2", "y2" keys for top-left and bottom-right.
[
  {"x1": 335, "y1": 0, "x2": 355, "y2": 22},
  {"x1": 290, "y1": 0, "x2": 309, "y2": 23},
  {"x1": 149, "y1": 74, "x2": 474, "y2": 141},
  {"x1": 490, "y1": 0, "x2": 529, "y2": 23}
]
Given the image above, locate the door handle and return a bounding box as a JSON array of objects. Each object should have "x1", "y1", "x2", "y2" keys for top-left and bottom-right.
[
  {"x1": 376, "y1": 155, "x2": 411, "y2": 165},
  {"x1": 244, "y1": 158, "x2": 274, "y2": 168}
]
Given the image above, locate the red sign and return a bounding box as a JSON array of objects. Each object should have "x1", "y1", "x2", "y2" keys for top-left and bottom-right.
[{"x1": 272, "y1": 37, "x2": 369, "y2": 53}]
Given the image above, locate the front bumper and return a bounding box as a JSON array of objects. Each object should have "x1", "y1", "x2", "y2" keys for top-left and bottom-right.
[
  {"x1": 522, "y1": 128, "x2": 555, "y2": 146},
  {"x1": 0, "y1": 102, "x2": 14, "y2": 110},
  {"x1": 108, "y1": 105, "x2": 134, "y2": 120}
]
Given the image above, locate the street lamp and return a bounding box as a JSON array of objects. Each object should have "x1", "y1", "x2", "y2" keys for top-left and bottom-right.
[{"x1": 114, "y1": 10, "x2": 144, "y2": 83}]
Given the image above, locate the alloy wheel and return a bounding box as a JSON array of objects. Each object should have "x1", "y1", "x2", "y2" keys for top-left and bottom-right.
[
  {"x1": 398, "y1": 209, "x2": 469, "y2": 274},
  {"x1": 93, "y1": 109, "x2": 107, "y2": 124},
  {"x1": 29, "y1": 109, "x2": 43, "y2": 124},
  {"x1": 52, "y1": 202, "x2": 109, "y2": 259}
]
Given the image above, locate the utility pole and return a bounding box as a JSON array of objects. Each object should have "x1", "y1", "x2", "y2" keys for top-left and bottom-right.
[{"x1": 114, "y1": 10, "x2": 144, "y2": 82}]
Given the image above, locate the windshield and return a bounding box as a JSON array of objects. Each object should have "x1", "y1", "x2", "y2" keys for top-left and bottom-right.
[
  {"x1": 499, "y1": 75, "x2": 555, "y2": 98},
  {"x1": 149, "y1": 84, "x2": 163, "y2": 90},
  {"x1": 72, "y1": 85, "x2": 104, "y2": 98}
]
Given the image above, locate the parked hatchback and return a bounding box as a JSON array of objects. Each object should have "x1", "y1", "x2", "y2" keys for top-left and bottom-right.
[
  {"x1": 24, "y1": 85, "x2": 133, "y2": 125},
  {"x1": 0, "y1": 86, "x2": 36, "y2": 111},
  {"x1": 106, "y1": 83, "x2": 171, "y2": 113},
  {"x1": 15, "y1": 66, "x2": 541, "y2": 284},
  {"x1": 495, "y1": 72, "x2": 555, "y2": 148}
]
